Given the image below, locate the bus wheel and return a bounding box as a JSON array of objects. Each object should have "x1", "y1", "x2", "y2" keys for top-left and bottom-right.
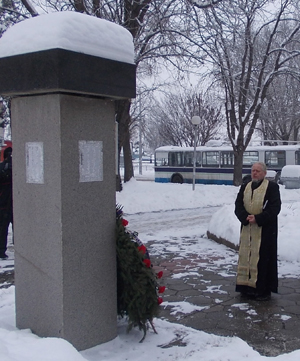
[{"x1": 171, "y1": 174, "x2": 183, "y2": 184}]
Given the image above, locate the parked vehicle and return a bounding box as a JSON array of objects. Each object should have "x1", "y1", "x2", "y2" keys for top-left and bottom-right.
[
  {"x1": 280, "y1": 165, "x2": 300, "y2": 189},
  {"x1": 154, "y1": 144, "x2": 300, "y2": 185}
]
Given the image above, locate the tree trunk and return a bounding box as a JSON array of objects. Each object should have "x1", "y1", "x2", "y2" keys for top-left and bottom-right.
[
  {"x1": 116, "y1": 143, "x2": 122, "y2": 192},
  {"x1": 116, "y1": 99, "x2": 134, "y2": 188},
  {"x1": 233, "y1": 150, "x2": 244, "y2": 186},
  {"x1": 123, "y1": 129, "x2": 134, "y2": 182}
]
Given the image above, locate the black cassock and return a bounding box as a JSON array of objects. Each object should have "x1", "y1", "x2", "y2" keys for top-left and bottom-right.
[{"x1": 235, "y1": 180, "x2": 281, "y2": 296}]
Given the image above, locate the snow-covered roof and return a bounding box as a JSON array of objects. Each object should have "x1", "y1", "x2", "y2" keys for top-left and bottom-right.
[
  {"x1": 155, "y1": 144, "x2": 300, "y2": 153},
  {"x1": 0, "y1": 11, "x2": 134, "y2": 64}
]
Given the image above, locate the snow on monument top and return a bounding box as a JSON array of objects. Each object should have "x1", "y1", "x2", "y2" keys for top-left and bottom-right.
[{"x1": 0, "y1": 11, "x2": 135, "y2": 64}]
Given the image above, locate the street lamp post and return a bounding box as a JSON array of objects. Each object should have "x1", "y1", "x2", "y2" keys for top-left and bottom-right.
[
  {"x1": 139, "y1": 98, "x2": 143, "y2": 175},
  {"x1": 139, "y1": 117, "x2": 143, "y2": 175},
  {"x1": 191, "y1": 116, "x2": 201, "y2": 190}
]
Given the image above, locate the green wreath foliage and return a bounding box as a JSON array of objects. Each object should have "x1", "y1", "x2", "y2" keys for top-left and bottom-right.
[{"x1": 116, "y1": 205, "x2": 162, "y2": 342}]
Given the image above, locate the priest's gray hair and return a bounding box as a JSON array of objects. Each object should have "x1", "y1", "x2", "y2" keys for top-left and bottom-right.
[{"x1": 252, "y1": 162, "x2": 267, "y2": 172}]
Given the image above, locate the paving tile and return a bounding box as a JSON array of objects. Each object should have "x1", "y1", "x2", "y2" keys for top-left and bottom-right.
[{"x1": 153, "y1": 253, "x2": 300, "y2": 357}]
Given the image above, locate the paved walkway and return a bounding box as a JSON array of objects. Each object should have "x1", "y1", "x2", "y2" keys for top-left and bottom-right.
[
  {"x1": 152, "y1": 251, "x2": 300, "y2": 357},
  {"x1": 1, "y1": 241, "x2": 300, "y2": 357}
]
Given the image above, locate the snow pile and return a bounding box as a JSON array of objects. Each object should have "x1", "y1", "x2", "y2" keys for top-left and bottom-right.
[
  {"x1": 281, "y1": 165, "x2": 300, "y2": 178},
  {"x1": 117, "y1": 179, "x2": 238, "y2": 214},
  {"x1": 117, "y1": 179, "x2": 300, "y2": 263},
  {"x1": 0, "y1": 11, "x2": 134, "y2": 64},
  {"x1": 281, "y1": 166, "x2": 300, "y2": 189},
  {"x1": 208, "y1": 204, "x2": 240, "y2": 246},
  {"x1": 0, "y1": 287, "x2": 85, "y2": 361}
]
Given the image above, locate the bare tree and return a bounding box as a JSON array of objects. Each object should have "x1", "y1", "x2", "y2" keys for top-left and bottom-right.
[
  {"x1": 89, "y1": 0, "x2": 202, "y2": 184},
  {"x1": 1, "y1": 0, "x2": 201, "y2": 188},
  {"x1": 0, "y1": 0, "x2": 31, "y2": 37},
  {"x1": 0, "y1": 0, "x2": 39, "y2": 139},
  {"x1": 144, "y1": 89, "x2": 223, "y2": 149},
  {"x1": 190, "y1": 0, "x2": 300, "y2": 185},
  {"x1": 258, "y1": 75, "x2": 300, "y2": 143},
  {"x1": 0, "y1": 97, "x2": 8, "y2": 129}
]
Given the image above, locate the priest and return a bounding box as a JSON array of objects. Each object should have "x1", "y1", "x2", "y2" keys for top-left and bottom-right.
[{"x1": 235, "y1": 162, "x2": 281, "y2": 301}]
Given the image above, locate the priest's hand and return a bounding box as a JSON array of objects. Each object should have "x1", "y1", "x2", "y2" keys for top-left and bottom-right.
[{"x1": 246, "y1": 215, "x2": 256, "y2": 224}]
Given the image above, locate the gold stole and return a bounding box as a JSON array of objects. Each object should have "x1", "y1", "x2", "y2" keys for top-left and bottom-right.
[{"x1": 236, "y1": 179, "x2": 269, "y2": 288}]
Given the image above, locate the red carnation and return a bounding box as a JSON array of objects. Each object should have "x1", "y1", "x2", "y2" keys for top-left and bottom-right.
[
  {"x1": 122, "y1": 219, "x2": 128, "y2": 227},
  {"x1": 158, "y1": 297, "x2": 163, "y2": 305},
  {"x1": 157, "y1": 271, "x2": 163, "y2": 279},
  {"x1": 138, "y1": 245, "x2": 147, "y2": 254},
  {"x1": 143, "y1": 259, "x2": 151, "y2": 268},
  {"x1": 158, "y1": 286, "x2": 166, "y2": 294}
]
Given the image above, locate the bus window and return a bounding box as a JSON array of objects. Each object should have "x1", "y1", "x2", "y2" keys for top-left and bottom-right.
[
  {"x1": 202, "y1": 151, "x2": 219, "y2": 167},
  {"x1": 265, "y1": 151, "x2": 286, "y2": 168},
  {"x1": 295, "y1": 151, "x2": 300, "y2": 165},
  {"x1": 155, "y1": 151, "x2": 168, "y2": 166},
  {"x1": 168, "y1": 152, "x2": 183, "y2": 166},
  {"x1": 196, "y1": 151, "x2": 201, "y2": 166},
  {"x1": 184, "y1": 151, "x2": 201, "y2": 166},
  {"x1": 221, "y1": 151, "x2": 234, "y2": 167},
  {"x1": 243, "y1": 151, "x2": 259, "y2": 166},
  {"x1": 184, "y1": 152, "x2": 193, "y2": 166}
]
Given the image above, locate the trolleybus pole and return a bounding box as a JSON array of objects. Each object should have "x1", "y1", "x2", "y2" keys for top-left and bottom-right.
[{"x1": 191, "y1": 116, "x2": 201, "y2": 190}]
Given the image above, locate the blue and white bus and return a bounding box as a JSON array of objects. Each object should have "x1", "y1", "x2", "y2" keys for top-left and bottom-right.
[{"x1": 154, "y1": 144, "x2": 300, "y2": 185}]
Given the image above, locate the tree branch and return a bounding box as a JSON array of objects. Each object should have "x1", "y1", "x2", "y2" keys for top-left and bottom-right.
[
  {"x1": 20, "y1": 0, "x2": 39, "y2": 17},
  {"x1": 189, "y1": 0, "x2": 223, "y2": 8},
  {"x1": 0, "y1": 6, "x2": 29, "y2": 18}
]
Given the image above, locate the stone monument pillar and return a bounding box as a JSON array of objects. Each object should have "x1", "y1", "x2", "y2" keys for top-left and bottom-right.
[{"x1": 0, "y1": 12, "x2": 135, "y2": 351}]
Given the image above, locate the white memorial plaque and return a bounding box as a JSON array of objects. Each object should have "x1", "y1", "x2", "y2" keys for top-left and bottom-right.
[
  {"x1": 79, "y1": 140, "x2": 103, "y2": 182},
  {"x1": 26, "y1": 142, "x2": 44, "y2": 184}
]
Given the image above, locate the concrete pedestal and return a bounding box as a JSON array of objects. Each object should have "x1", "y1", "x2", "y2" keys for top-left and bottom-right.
[
  {"x1": 12, "y1": 94, "x2": 117, "y2": 349},
  {"x1": 0, "y1": 47, "x2": 135, "y2": 350}
]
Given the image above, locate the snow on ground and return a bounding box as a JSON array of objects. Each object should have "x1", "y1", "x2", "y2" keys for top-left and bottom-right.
[
  {"x1": 1, "y1": 172, "x2": 300, "y2": 361},
  {"x1": 118, "y1": 173, "x2": 300, "y2": 264}
]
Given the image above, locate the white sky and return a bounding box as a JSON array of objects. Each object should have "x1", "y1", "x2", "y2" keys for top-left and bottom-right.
[
  {"x1": 0, "y1": 11, "x2": 134, "y2": 64},
  {"x1": 1, "y1": 168, "x2": 300, "y2": 361}
]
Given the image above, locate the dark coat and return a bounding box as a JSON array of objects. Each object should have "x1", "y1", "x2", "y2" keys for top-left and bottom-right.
[
  {"x1": 235, "y1": 180, "x2": 281, "y2": 294},
  {"x1": 0, "y1": 157, "x2": 12, "y2": 212}
]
